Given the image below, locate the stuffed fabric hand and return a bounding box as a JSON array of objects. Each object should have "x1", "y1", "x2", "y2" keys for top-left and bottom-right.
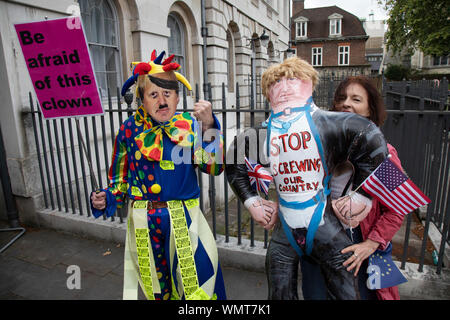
[
  {"x1": 331, "y1": 192, "x2": 372, "y2": 228},
  {"x1": 263, "y1": 199, "x2": 278, "y2": 230},
  {"x1": 245, "y1": 197, "x2": 278, "y2": 230}
]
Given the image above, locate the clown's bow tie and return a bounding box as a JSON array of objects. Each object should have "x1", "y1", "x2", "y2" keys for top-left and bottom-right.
[{"x1": 134, "y1": 106, "x2": 194, "y2": 161}]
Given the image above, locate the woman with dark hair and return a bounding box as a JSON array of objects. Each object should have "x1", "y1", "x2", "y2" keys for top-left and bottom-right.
[
  {"x1": 329, "y1": 75, "x2": 405, "y2": 300},
  {"x1": 332, "y1": 76, "x2": 386, "y2": 126}
]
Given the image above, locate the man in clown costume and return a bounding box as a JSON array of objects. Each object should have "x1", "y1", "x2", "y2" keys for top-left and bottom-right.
[
  {"x1": 90, "y1": 50, "x2": 226, "y2": 300},
  {"x1": 226, "y1": 57, "x2": 389, "y2": 299}
]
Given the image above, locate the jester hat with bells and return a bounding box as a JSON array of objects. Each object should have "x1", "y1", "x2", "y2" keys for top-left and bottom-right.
[{"x1": 121, "y1": 49, "x2": 192, "y2": 97}]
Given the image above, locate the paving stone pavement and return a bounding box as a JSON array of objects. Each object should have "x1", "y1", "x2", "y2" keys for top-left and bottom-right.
[
  {"x1": 2, "y1": 220, "x2": 448, "y2": 302},
  {"x1": 0, "y1": 222, "x2": 283, "y2": 300}
]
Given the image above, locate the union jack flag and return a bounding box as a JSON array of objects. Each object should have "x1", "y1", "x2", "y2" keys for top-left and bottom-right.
[
  {"x1": 245, "y1": 157, "x2": 273, "y2": 195},
  {"x1": 361, "y1": 156, "x2": 430, "y2": 216}
]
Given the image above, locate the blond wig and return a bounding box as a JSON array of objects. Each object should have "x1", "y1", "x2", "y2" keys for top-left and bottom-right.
[{"x1": 261, "y1": 56, "x2": 319, "y2": 102}]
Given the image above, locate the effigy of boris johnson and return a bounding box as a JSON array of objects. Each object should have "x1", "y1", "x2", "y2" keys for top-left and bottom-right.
[{"x1": 225, "y1": 57, "x2": 388, "y2": 300}]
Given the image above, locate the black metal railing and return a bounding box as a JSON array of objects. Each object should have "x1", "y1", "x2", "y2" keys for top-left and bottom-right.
[{"x1": 24, "y1": 77, "x2": 450, "y2": 274}]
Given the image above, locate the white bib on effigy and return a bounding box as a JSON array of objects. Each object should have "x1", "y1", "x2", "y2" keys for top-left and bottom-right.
[{"x1": 267, "y1": 108, "x2": 325, "y2": 229}]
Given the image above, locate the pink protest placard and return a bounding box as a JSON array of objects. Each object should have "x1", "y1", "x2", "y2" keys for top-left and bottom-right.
[{"x1": 15, "y1": 17, "x2": 103, "y2": 119}]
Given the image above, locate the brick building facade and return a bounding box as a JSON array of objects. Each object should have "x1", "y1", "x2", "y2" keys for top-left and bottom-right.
[{"x1": 291, "y1": 0, "x2": 371, "y2": 77}]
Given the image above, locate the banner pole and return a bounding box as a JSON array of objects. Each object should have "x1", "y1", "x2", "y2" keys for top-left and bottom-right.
[{"x1": 75, "y1": 118, "x2": 99, "y2": 191}]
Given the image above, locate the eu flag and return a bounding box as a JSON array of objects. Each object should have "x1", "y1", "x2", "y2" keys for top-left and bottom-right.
[{"x1": 367, "y1": 242, "x2": 407, "y2": 290}]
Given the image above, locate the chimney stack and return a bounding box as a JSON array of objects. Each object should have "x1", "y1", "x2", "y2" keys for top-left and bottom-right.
[{"x1": 292, "y1": 0, "x2": 305, "y2": 16}]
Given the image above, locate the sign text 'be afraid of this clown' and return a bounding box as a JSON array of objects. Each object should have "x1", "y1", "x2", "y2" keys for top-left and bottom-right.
[{"x1": 15, "y1": 16, "x2": 103, "y2": 119}]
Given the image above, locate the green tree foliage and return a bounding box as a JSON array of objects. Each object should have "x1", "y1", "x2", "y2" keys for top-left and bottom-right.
[
  {"x1": 383, "y1": 64, "x2": 423, "y2": 80},
  {"x1": 379, "y1": 0, "x2": 450, "y2": 56},
  {"x1": 384, "y1": 64, "x2": 410, "y2": 81}
]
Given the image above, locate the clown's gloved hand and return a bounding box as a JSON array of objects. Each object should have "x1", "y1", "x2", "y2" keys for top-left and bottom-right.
[
  {"x1": 244, "y1": 196, "x2": 278, "y2": 230},
  {"x1": 331, "y1": 192, "x2": 372, "y2": 228}
]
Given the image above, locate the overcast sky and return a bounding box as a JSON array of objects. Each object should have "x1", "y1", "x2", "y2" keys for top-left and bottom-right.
[{"x1": 303, "y1": 0, "x2": 388, "y2": 21}]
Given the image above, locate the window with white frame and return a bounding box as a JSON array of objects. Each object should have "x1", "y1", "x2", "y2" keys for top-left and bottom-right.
[
  {"x1": 330, "y1": 19, "x2": 341, "y2": 35},
  {"x1": 296, "y1": 21, "x2": 307, "y2": 38},
  {"x1": 338, "y1": 46, "x2": 350, "y2": 65},
  {"x1": 312, "y1": 47, "x2": 322, "y2": 66},
  {"x1": 329, "y1": 13, "x2": 343, "y2": 36},
  {"x1": 295, "y1": 17, "x2": 308, "y2": 39},
  {"x1": 226, "y1": 29, "x2": 235, "y2": 92},
  {"x1": 167, "y1": 13, "x2": 186, "y2": 75},
  {"x1": 79, "y1": 0, "x2": 122, "y2": 98}
]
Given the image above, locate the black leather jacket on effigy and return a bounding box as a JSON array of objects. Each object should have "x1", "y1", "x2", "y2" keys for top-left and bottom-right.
[{"x1": 225, "y1": 108, "x2": 388, "y2": 205}]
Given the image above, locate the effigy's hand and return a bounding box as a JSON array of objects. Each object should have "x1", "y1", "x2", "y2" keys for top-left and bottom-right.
[
  {"x1": 248, "y1": 198, "x2": 272, "y2": 228},
  {"x1": 263, "y1": 200, "x2": 278, "y2": 230},
  {"x1": 331, "y1": 193, "x2": 372, "y2": 228},
  {"x1": 91, "y1": 191, "x2": 107, "y2": 210},
  {"x1": 193, "y1": 99, "x2": 214, "y2": 132}
]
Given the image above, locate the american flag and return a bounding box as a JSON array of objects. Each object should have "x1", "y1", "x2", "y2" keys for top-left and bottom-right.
[
  {"x1": 245, "y1": 157, "x2": 273, "y2": 195},
  {"x1": 361, "y1": 156, "x2": 430, "y2": 216}
]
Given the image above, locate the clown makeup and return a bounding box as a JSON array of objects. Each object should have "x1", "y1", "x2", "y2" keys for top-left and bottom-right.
[
  {"x1": 142, "y1": 79, "x2": 179, "y2": 123},
  {"x1": 268, "y1": 77, "x2": 313, "y2": 114}
]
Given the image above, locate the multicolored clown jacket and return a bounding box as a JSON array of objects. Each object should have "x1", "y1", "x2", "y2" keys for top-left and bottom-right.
[{"x1": 91, "y1": 105, "x2": 226, "y2": 300}]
